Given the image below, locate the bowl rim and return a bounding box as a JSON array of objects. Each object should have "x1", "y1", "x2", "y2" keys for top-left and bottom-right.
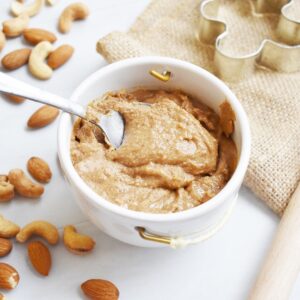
[{"x1": 57, "y1": 56, "x2": 251, "y2": 223}]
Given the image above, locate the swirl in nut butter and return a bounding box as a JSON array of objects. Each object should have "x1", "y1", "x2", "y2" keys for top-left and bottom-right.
[{"x1": 71, "y1": 89, "x2": 237, "y2": 214}]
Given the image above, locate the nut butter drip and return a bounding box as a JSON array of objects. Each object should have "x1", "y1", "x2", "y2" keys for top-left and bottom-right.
[{"x1": 71, "y1": 89, "x2": 237, "y2": 213}]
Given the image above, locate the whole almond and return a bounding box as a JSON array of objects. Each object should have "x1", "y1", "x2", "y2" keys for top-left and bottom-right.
[
  {"x1": 4, "y1": 94, "x2": 25, "y2": 104},
  {"x1": 27, "y1": 157, "x2": 52, "y2": 183},
  {"x1": 23, "y1": 28, "x2": 57, "y2": 45},
  {"x1": 81, "y1": 279, "x2": 119, "y2": 300},
  {"x1": 47, "y1": 44, "x2": 74, "y2": 69},
  {"x1": 28, "y1": 241, "x2": 51, "y2": 276},
  {"x1": 27, "y1": 105, "x2": 59, "y2": 128},
  {"x1": 1, "y1": 48, "x2": 31, "y2": 70},
  {"x1": 0, "y1": 238, "x2": 12, "y2": 257},
  {"x1": 0, "y1": 263, "x2": 19, "y2": 290}
]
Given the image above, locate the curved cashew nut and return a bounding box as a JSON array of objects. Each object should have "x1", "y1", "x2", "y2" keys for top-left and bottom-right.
[
  {"x1": 2, "y1": 13, "x2": 30, "y2": 38},
  {"x1": 16, "y1": 221, "x2": 59, "y2": 245},
  {"x1": 8, "y1": 169, "x2": 44, "y2": 198},
  {"x1": 0, "y1": 31, "x2": 6, "y2": 52},
  {"x1": 29, "y1": 41, "x2": 54, "y2": 80},
  {"x1": 63, "y1": 225, "x2": 95, "y2": 254},
  {"x1": 58, "y1": 3, "x2": 89, "y2": 33},
  {"x1": 0, "y1": 215, "x2": 20, "y2": 238},
  {"x1": 11, "y1": 0, "x2": 44, "y2": 17},
  {"x1": 0, "y1": 181, "x2": 14, "y2": 203}
]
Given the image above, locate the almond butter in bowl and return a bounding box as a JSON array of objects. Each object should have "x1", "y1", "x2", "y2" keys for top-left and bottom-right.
[{"x1": 71, "y1": 88, "x2": 237, "y2": 214}]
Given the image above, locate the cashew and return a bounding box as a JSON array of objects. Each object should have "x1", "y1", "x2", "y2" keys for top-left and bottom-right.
[
  {"x1": 11, "y1": 0, "x2": 44, "y2": 17},
  {"x1": 0, "y1": 31, "x2": 6, "y2": 52},
  {"x1": 58, "y1": 3, "x2": 89, "y2": 33},
  {"x1": 63, "y1": 225, "x2": 95, "y2": 254},
  {"x1": 0, "y1": 180, "x2": 14, "y2": 202},
  {"x1": 8, "y1": 169, "x2": 44, "y2": 198},
  {"x1": 0, "y1": 215, "x2": 20, "y2": 238},
  {"x1": 46, "y1": 0, "x2": 57, "y2": 5},
  {"x1": 2, "y1": 13, "x2": 30, "y2": 38},
  {"x1": 16, "y1": 221, "x2": 59, "y2": 245},
  {"x1": 29, "y1": 41, "x2": 54, "y2": 80}
]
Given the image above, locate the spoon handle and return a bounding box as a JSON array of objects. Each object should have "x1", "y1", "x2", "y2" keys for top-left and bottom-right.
[{"x1": 0, "y1": 72, "x2": 86, "y2": 118}]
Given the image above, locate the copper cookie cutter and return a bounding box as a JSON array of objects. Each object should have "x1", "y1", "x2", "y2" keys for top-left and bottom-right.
[{"x1": 198, "y1": 0, "x2": 300, "y2": 81}]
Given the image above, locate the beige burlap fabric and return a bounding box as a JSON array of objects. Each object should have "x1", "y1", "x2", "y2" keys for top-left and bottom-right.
[{"x1": 96, "y1": 0, "x2": 300, "y2": 215}]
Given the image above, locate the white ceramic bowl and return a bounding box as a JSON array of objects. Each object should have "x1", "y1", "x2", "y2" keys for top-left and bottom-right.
[{"x1": 58, "y1": 57, "x2": 251, "y2": 248}]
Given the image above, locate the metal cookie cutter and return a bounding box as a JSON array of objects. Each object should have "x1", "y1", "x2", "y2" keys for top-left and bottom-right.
[{"x1": 198, "y1": 0, "x2": 300, "y2": 81}]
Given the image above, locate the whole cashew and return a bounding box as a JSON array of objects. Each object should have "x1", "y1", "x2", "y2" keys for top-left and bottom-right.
[
  {"x1": 2, "y1": 13, "x2": 30, "y2": 38},
  {"x1": 0, "y1": 178, "x2": 14, "y2": 202},
  {"x1": 16, "y1": 221, "x2": 59, "y2": 245},
  {"x1": 29, "y1": 41, "x2": 54, "y2": 80},
  {"x1": 58, "y1": 3, "x2": 89, "y2": 33},
  {"x1": 8, "y1": 169, "x2": 44, "y2": 198},
  {"x1": 0, "y1": 31, "x2": 6, "y2": 52},
  {"x1": 11, "y1": 0, "x2": 44, "y2": 17},
  {"x1": 0, "y1": 215, "x2": 20, "y2": 238},
  {"x1": 63, "y1": 225, "x2": 95, "y2": 254}
]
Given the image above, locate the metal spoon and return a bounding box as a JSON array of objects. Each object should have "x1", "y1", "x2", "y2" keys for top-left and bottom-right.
[{"x1": 0, "y1": 72, "x2": 125, "y2": 148}]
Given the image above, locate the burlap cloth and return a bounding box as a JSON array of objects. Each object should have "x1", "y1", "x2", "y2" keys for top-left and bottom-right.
[{"x1": 96, "y1": 0, "x2": 300, "y2": 215}]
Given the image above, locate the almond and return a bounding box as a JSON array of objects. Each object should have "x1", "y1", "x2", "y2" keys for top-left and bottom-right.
[
  {"x1": 0, "y1": 293, "x2": 5, "y2": 300},
  {"x1": 81, "y1": 279, "x2": 119, "y2": 300},
  {"x1": 4, "y1": 94, "x2": 25, "y2": 104},
  {"x1": 23, "y1": 28, "x2": 57, "y2": 45},
  {"x1": 28, "y1": 241, "x2": 51, "y2": 276},
  {"x1": 1, "y1": 48, "x2": 31, "y2": 70},
  {"x1": 0, "y1": 238, "x2": 12, "y2": 257},
  {"x1": 47, "y1": 44, "x2": 74, "y2": 69},
  {"x1": 27, "y1": 105, "x2": 59, "y2": 128},
  {"x1": 27, "y1": 157, "x2": 52, "y2": 183},
  {"x1": 0, "y1": 263, "x2": 19, "y2": 290}
]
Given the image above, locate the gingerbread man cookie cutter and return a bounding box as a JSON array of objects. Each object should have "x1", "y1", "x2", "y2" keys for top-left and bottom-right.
[{"x1": 198, "y1": 0, "x2": 300, "y2": 81}]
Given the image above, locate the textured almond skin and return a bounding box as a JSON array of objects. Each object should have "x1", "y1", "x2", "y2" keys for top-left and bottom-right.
[
  {"x1": 0, "y1": 263, "x2": 19, "y2": 290},
  {"x1": 28, "y1": 241, "x2": 51, "y2": 276},
  {"x1": 23, "y1": 28, "x2": 57, "y2": 45},
  {"x1": 81, "y1": 279, "x2": 119, "y2": 300},
  {"x1": 27, "y1": 105, "x2": 59, "y2": 128},
  {"x1": 27, "y1": 157, "x2": 52, "y2": 183},
  {"x1": 0, "y1": 215, "x2": 20, "y2": 239},
  {"x1": 5, "y1": 94, "x2": 25, "y2": 104},
  {"x1": 1, "y1": 48, "x2": 31, "y2": 70},
  {"x1": 0, "y1": 238, "x2": 12, "y2": 257},
  {"x1": 47, "y1": 44, "x2": 74, "y2": 69},
  {"x1": 8, "y1": 169, "x2": 44, "y2": 198}
]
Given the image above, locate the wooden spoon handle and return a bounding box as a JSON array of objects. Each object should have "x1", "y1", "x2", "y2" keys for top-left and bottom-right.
[{"x1": 249, "y1": 182, "x2": 300, "y2": 300}]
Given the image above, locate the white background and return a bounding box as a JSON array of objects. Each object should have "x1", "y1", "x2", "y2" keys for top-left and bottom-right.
[{"x1": 0, "y1": 1, "x2": 299, "y2": 299}]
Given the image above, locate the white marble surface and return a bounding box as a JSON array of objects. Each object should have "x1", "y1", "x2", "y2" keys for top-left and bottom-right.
[{"x1": 0, "y1": 1, "x2": 299, "y2": 299}]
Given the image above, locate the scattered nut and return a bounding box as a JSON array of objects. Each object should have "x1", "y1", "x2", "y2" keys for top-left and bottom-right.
[
  {"x1": 23, "y1": 28, "x2": 57, "y2": 45},
  {"x1": 29, "y1": 41, "x2": 54, "y2": 80},
  {"x1": 4, "y1": 94, "x2": 25, "y2": 104},
  {"x1": 0, "y1": 238, "x2": 13, "y2": 257},
  {"x1": 46, "y1": 0, "x2": 57, "y2": 5},
  {"x1": 0, "y1": 181, "x2": 14, "y2": 202},
  {"x1": 47, "y1": 44, "x2": 74, "y2": 69},
  {"x1": 11, "y1": 0, "x2": 44, "y2": 17},
  {"x1": 2, "y1": 13, "x2": 30, "y2": 38},
  {"x1": 0, "y1": 263, "x2": 19, "y2": 290},
  {"x1": 1, "y1": 48, "x2": 31, "y2": 70},
  {"x1": 28, "y1": 241, "x2": 51, "y2": 276},
  {"x1": 0, "y1": 31, "x2": 6, "y2": 52},
  {"x1": 8, "y1": 169, "x2": 44, "y2": 198},
  {"x1": 58, "y1": 2, "x2": 89, "y2": 33},
  {"x1": 81, "y1": 279, "x2": 119, "y2": 300},
  {"x1": 27, "y1": 105, "x2": 59, "y2": 128},
  {"x1": 0, "y1": 293, "x2": 5, "y2": 300},
  {"x1": 63, "y1": 225, "x2": 95, "y2": 254},
  {"x1": 16, "y1": 220, "x2": 59, "y2": 245},
  {"x1": 27, "y1": 156, "x2": 52, "y2": 183},
  {"x1": 0, "y1": 215, "x2": 20, "y2": 238}
]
